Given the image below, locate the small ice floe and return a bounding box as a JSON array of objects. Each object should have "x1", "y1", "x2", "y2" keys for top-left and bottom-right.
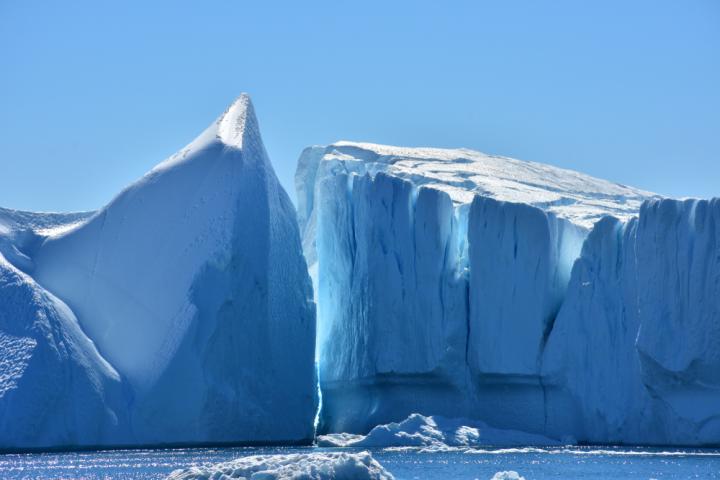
[
  {"x1": 166, "y1": 450, "x2": 394, "y2": 480},
  {"x1": 490, "y1": 472, "x2": 525, "y2": 480}
]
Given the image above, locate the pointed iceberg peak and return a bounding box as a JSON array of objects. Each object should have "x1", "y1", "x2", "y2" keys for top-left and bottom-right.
[{"x1": 215, "y1": 93, "x2": 261, "y2": 149}]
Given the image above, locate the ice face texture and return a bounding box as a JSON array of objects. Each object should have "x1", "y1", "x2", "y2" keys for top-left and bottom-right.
[
  {"x1": 297, "y1": 141, "x2": 720, "y2": 445},
  {"x1": 0, "y1": 94, "x2": 317, "y2": 449},
  {"x1": 0, "y1": 250, "x2": 131, "y2": 449},
  {"x1": 544, "y1": 198, "x2": 720, "y2": 445}
]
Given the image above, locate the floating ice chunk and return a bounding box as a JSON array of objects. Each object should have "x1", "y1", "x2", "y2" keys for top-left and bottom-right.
[
  {"x1": 491, "y1": 472, "x2": 525, "y2": 480},
  {"x1": 166, "y1": 451, "x2": 394, "y2": 480},
  {"x1": 316, "y1": 414, "x2": 559, "y2": 449}
]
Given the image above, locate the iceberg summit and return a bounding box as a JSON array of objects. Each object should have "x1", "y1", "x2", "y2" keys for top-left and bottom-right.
[
  {"x1": 0, "y1": 94, "x2": 719, "y2": 450},
  {"x1": 0, "y1": 94, "x2": 317, "y2": 449}
]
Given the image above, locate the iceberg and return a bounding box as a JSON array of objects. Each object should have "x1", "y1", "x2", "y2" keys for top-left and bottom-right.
[
  {"x1": 296, "y1": 141, "x2": 654, "y2": 435},
  {"x1": 166, "y1": 451, "x2": 394, "y2": 480},
  {"x1": 0, "y1": 94, "x2": 317, "y2": 449},
  {"x1": 3, "y1": 97, "x2": 717, "y2": 449},
  {"x1": 299, "y1": 139, "x2": 720, "y2": 445}
]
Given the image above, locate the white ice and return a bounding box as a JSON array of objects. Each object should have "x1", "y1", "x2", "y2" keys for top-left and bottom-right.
[
  {"x1": 491, "y1": 472, "x2": 525, "y2": 480},
  {"x1": 296, "y1": 141, "x2": 656, "y2": 436},
  {"x1": 296, "y1": 140, "x2": 720, "y2": 446},
  {"x1": 317, "y1": 414, "x2": 559, "y2": 449},
  {"x1": 166, "y1": 451, "x2": 394, "y2": 480}
]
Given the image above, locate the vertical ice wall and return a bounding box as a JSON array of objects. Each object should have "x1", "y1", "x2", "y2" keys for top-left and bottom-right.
[
  {"x1": 468, "y1": 197, "x2": 584, "y2": 376},
  {"x1": 542, "y1": 198, "x2": 720, "y2": 445},
  {"x1": 541, "y1": 216, "x2": 650, "y2": 443},
  {"x1": 634, "y1": 199, "x2": 720, "y2": 443},
  {"x1": 298, "y1": 142, "x2": 720, "y2": 445},
  {"x1": 297, "y1": 142, "x2": 650, "y2": 435},
  {"x1": 466, "y1": 198, "x2": 585, "y2": 433},
  {"x1": 315, "y1": 171, "x2": 470, "y2": 432}
]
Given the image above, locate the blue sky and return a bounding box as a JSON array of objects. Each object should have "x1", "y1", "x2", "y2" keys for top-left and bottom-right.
[{"x1": 1, "y1": 0, "x2": 718, "y2": 212}]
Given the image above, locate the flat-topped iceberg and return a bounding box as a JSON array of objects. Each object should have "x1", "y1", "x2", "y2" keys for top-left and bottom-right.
[
  {"x1": 0, "y1": 94, "x2": 317, "y2": 449},
  {"x1": 296, "y1": 141, "x2": 655, "y2": 435},
  {"x1": 297, "y1": 141, "x2": 720, "y2": 446}
]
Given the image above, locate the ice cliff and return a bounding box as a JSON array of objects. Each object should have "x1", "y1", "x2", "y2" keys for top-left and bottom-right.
[
  {"x1": 296, "y1": 141, "x2": 720, "y2": 445},
  {"x1": 544, "y1": 198, "x2": 720, "y2": 444},
  {"x1": 0, "y1": 94, "x2": 317, "y2": 449}
]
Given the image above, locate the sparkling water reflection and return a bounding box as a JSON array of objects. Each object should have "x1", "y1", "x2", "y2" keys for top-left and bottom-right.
[{"x1": 1, "y1": 445, "x2": 719, "y2": 479}]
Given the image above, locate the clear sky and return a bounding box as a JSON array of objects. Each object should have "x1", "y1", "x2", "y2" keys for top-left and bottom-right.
[{"x1": 1, "y1": 0, "x2": 718, "y2": 212}]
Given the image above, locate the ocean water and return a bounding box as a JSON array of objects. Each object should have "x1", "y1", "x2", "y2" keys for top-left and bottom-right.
[{"x1": 1, "y1": 445, "x2": 719, "y2": 479}]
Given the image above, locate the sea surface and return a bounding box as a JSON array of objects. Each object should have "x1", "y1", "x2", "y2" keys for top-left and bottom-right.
[{"x1": 1, "y1": 445, "x2": 719, "y2": 479}]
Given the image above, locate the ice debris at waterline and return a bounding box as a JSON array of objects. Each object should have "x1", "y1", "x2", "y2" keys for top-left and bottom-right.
[
  {"x1": 491, "y1": 473, "x2": 526, "y2": 480},
  {"x1": 316, "y1": 413, "x2": 559, "y2": 449},
  {"x1": 0, "y1": 94, "x2": 317, "y2": 449},
  {"x1": 296, "y1": 141, "x2": 720, "y2": 445},
  {"x1": 166, "y1": 451, "x2": 394, "y2": 480}
]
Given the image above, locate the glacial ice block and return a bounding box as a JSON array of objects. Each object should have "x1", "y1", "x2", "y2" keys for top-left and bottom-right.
[
  {"x1": 0, "y1": 94, "x2": 318, "y2": 448},
  {"x1": 296, "y1": 141, "x2": 653, "y2": 434}
]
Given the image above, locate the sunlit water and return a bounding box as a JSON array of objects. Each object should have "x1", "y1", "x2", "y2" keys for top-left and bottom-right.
[{"x1": 1, "y1": 445, "x2": 719, "y2": 479}]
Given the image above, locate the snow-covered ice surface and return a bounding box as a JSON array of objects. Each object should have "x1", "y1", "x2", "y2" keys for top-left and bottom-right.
[
  {"x1": 0, "y1": 94, "x2": 317, "y2": 449},
  {"x1": 296, "y1": 142, "x2": 653, "y2": 234},
  {"x1": 166, "y1": 451, "x2": 393, "y2": 480},
  {"x1": 296, "y1": 141, "x2": 720, "y2": 445},
  {"x1": 0, "y1": 208, "x2": 93, "y2": 272},
  {"x1": 316, "y1": 414, "x2": 558, "y2": 449}
]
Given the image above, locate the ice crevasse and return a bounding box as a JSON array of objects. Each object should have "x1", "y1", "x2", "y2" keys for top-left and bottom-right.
[
  {"x1": 0, "y1": 94, "x2": 318, "y2": 449},
  {"x1": 296, "y1": 141, "x2": 720, "y2": 445}
]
